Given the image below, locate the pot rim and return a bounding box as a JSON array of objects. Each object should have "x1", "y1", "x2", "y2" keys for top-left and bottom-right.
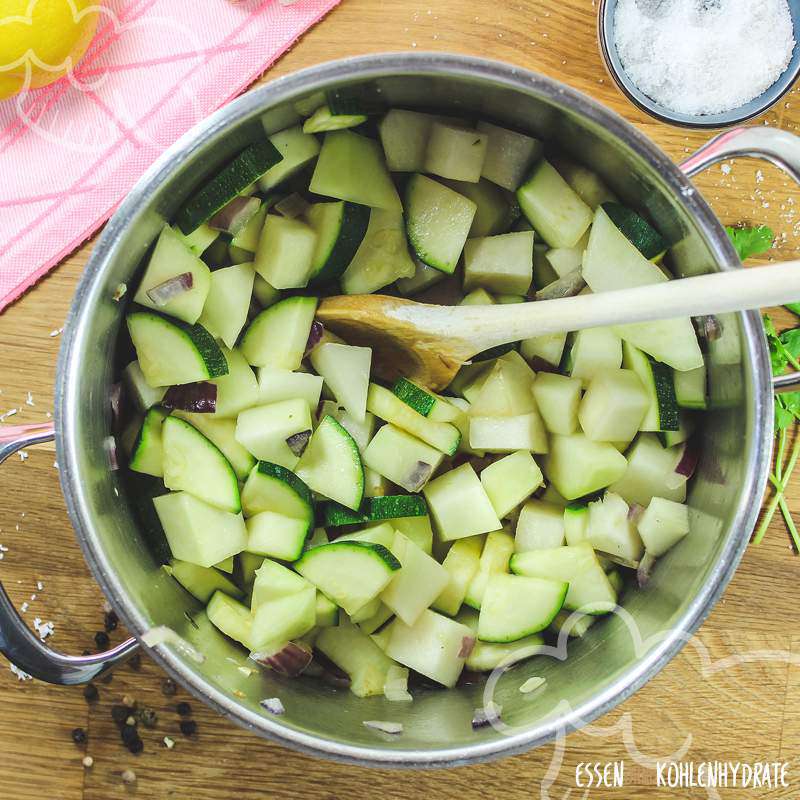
[{"x1": 55, "y1": 52, "x2": 772, "y2": 767}]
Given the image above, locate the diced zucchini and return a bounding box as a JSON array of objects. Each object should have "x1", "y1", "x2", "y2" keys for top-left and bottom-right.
[
  {"x1": 254, "y1": 214, "x2": 317, "y2": 290},
  {"x1": 658, "y1": 411, "x2": 695, "y2": 448},
  {"x1": 197, "y1": 262, "x2": 255, "y2": 349},
  {"x1": 305, "y1": 200, "x2": 370, "y2": 286},
  {"x1": 257, "y1": 367, "x2": 323, "y2": 409},
  {"x1": 310, "y1": 343, "x2": 371, "y2": 423},
  {"x1": 441, "y1": 178, "x2": 521, "y2": 237},
  {"x1": 578, "y1": 368, "x2": 650, "y2": 442},
  {"x1": 316, "y1": 401, "x2": 377, "y2": 453},
  {"x1": 338, "y1": 521, "x2": 397, "y2": 550},
  {"x1": 550, "y1": 609, "x2": 597, "y2": 639},
  {"x1": 315, "y1": 592, "x2": 339, "y2": 628},
  {"x1": 259, "y1": 126, "x2": 321, "y2": 192},
  {"x1": 231, "y1": 202, "x2": 268, "y2": 253},
  {"x1": 520, "y1": 332, "x2": 568, "y2": 369},
  {"x1": 424, "y1": 121, "x2": 488, "y2": 183},
  {"x1": 433, "y1": 534, "x2": 484, "y2": 616},
  {"x1": 251, "y1": 559, "x2": 310, "y2": 607},
  {"x1": 469, "y1": 413, "x2": 548, "y2": 454},
  {"x1": 544, "y1": 433, "x2": 628, "y2": 500},
  {"x1": 391, "y1": 378, "x2": 461, "y2": 422},
  {"x1": 127, "y1": 311, "x2": 227, "y2": 388},
  {"x1": 165, "y1": 559, "x2": 242, "y2": 603},
  {"x1": 175, "y1": 141, "x2": 282, "y2": 234},
  {"x1": 392, "y1": 515, "x2": 434, "y2": 555},
  {"x1": 128, "y1": 407, "x2": 168, "y2": 478},
  {"x1": 608, "y1": 433, "x2": 686, "y2": 506},
  {"x1": 154, "y1": 492, "x2": 247, "y2": 568},
  {"x1": 404, "y1": 174, "x2": 476, "y2": 274},
  {"x1": 240, "y1": 295, "x2": 318, "y2": 370},
  {"x1": 637, "y1": 497, "x2": 690, "y2": 557},
  {"x1": 460, "y1": 288, "x2": 495, "y2": 306},
  {"x1": 363, "y1": 424, "x2": 444, "y2": 493},
  {"x1": 532, "y1": 372, "x2": 582, "y2": 435},
  {"x1": 478, "y1": 574, "x2": 567, "y2": 641},
  {"x1": 205, "y1": 347, "x2": 259, "y2": 419},
  {"x1": 602, "y1": 202, "x2": 666, "y2": 261},
  {"x1": 586, "y1": 492, "x2": 644, "y2": 564},
  {"x1": 517, "y1": 159, "x2": 592, "y2": 248},
  {"x1": 511, "y1": 542, "x2": 617, "y2": 614},
  {"x1": 674, "y1": 365, "x2": 707, "y2": 410},
  {"x1": 133, "y1": 226, "x2": 212, "y2": 324},
  {"x1": 463, "y1": 230, "x2": 534, "y2": 295},
  {"x1": 250, "y1": 586, "x2": 316, "y2": 650},
  {"x1": 466, "y1": 631, "x2": 544, "y2": 671},
  {"x1": 396, "y1": 259, "x2": 446, "y2": 295},
  {"x1": 310, "y1": 130, "x2": 401, "y2": 212},
  {"x1": 122, "y1": 360, "x2": 167, "y2": 412},
  {"x1": 246, "y1": 511, "x2": 311, "y2": 561},
  {"x1": 545, "y1": 246, "x2": 583, "y2": 278},
  {"x1": 424, "y1": 462, "x2": 502, "y2": 541},
  {"x1": 563, "y1": 502, "x2": 589, "y2": 546},
  {"x1": 303, "y1": 104, "x2": 366, "y2": 133},
  {"x1": 240, "y1": 461, "x2": 314, "y2": 533},
  {"x1": 614, "y1": 318, "x2": 704, "y2": 372},
  {"x1": 206, "y1": 591, "x2": 253, "y2": 649},
  {"x1": 162, "y1": 416, "x2": 241, "y2": 513},
  {"x1": 552, "y1": 157, "x2": 617, "y2": 208},
  {"x1": 515, "y1": 499, "x2": 566, "y2": 551},
  {"x1": 567, "y1": 327, "x2": 622, "y2": 383},
  {"x1": 383, "y1": 609, "x2": 473, "y2": 687},
  {"x1": 476, "y1": 120, "x2": 542, "y2": 191},
  {"x1": 468, "y1": 357, "x2": 536, "y2": 416},
  {"x1": 323, "y1": 494, "x2": 427, "y2": 527},
  {"x1": 214, "y1": 555, "x2": 234, "y2": 574},
  {"x1": 378, "y1": 109, "x2": 439, "y2": 172},
  {"x1": 252, "y1": 274, "x2": 280, "y2": 308},
  {"x1": 294, "y1": 541, "x2": 400, "y2": 615},
  {"x1": 295, "y1": 415, "x2": 364, "y2": 510},
  {"x1": 463, "y1": 530, "x2": 514, "y2": 609},
  {"x1": 235, "y1": 399, "x2": 312, "y2": 469},
  {"x1": 621, "y1": 342, "x2": 679, "y2": 432},
  {"x1": 176, "y1": 223, "x2": 219, "y2": 257},
  {"x1": 480, "y1": 450, "x2": 544, "y2": 518},
  {"x1": 367, "y1": 383, "x2": 460, "y2": 455},
  {"x1": 381, "y1": 532, "x2": 449, "y2": 625}
]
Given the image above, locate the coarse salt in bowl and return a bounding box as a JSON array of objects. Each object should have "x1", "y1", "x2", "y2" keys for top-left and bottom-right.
[{"x1": 598, "y1": 0, "x2": 800, "y2": 127}]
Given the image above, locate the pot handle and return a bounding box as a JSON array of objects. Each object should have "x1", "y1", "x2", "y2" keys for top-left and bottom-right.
[
  {"x1": 0, "y1": 422, "x2": 139, "y2": 684},
  {"x1": 681, "y1": 126, "x2": 800, "y2": 396}
]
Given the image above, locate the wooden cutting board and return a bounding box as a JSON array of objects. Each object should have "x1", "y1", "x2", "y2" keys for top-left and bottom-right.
[{"x1": 1, "y1": 1, "x2": 799, "y2": 798}]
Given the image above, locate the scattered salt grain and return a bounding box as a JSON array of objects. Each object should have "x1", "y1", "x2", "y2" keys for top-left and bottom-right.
[
  {"x1": 614, "y1": 0, "x2": 796, "y2": 116},
  {"x1": 36, "y1": 581, "x2": 43, "y2": 591},
  {"x1": 18, "y1": 451, "x2": 28, "y2": 462},
  {"x1": 721, "y1": 163, "x2": 732, "y2": 175},
  {"x1": 519, "y1": 676, "x2": 546, "y2": 694},
  {"x1": 0, "y1": 408, "x2": 18, "y2": 422},
  {"x1": 33, "y1": 617, "x2": 54, "y2": 641},
  {"x1": 48, "y1": 328, "x2": 63, "y2": 337},
  {"x1": 20, "y1": 602, "x2": 28, "y2": 613},
  {"x1": 10, "y1": 663, "x2": 32, "y2": 681},
  {"x1": 163, "y1": 736, "x2": 175, "y2": 749},
  {"x1": 25, "y1": 392, "x2": 34, "y2": 406}
]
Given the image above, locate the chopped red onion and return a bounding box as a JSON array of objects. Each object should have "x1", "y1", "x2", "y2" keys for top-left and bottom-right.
[
  {"x1": 674, "y1": 442, "x2": 699, "y2": 480},
  {"x1": 251, "y1": 642, "x2": 312, "y2": 678},
  {"x1": 304, "y1": 320, "x2": 324, "y2": 355},
  {"x1": 103, "y1": 435, "x2": 119, "y2": 470},
  {"x1": 458, "y1": 636, "x2": 476, "y2": 659},
  {"x1": 527, "y1": 356, "x2": 560, "y2": 374},
  {"x1": 260, "y1": 697, "x2": 285, "y2": 715},
  {"x1": 535, "y1": 269, "x2": 585, "y2": 301},
  {"x1": 274, "y1": 193, "x2": 310, "y2": 219},
  {"x1": 162, "y1": 382, "x2": 217, "y2": 413},
  {"x1": 406, "y1": 461, "x2": 433, "y2": 492},
  {"x1": 637, "y1": 552, "x2": 657, "y2": 588},
  {"x1": 208, "y1": 195, "x2": 260, "y2": 236},
  {"x1": 146, "y1": 272, "x2": 194, "y2": 307},
  {"x1": 362, "y1": 720, "x2": 403, "y2": 735},
  {"x1": 627, "y1": 503, "x2": 645, "y2": 524},
  {"x1": 286, "y1": 430, "x2": 312, "y2": 458},
  {"x1": 471, "y1": 702, "x2": 502, "y2": 729}
]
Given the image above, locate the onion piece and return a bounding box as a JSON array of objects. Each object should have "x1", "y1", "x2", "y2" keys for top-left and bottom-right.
[
  {"x1": 627, "y1": 503, "x2": 645, "y2": 524},
  {"x1": 305, "y1": 320, "x2": 324, "y2": 355},
  {"x1": 260, "y1": 697, "x2": 285, "y2": 715},
  {"x1": 693, "y1": 314, "x2": 722, "y2": 342},
  {"x1": 535, "y1": 268, "x2": 585, "y2": 301},
  {"x1": 103, "y1": 435, "x2": 119, "y2": 471},
  {"x1": 285, "y1": 430, "x2": 312, "y2": 458},
  {"x1": 162, "y1": 382, "x2": 217, "y2": 413},
  {"x1": 383, "y1": 664, "x2": 413, "y2": 703},
  {"x1": 458, "y1": 636, "x2": 476, "y2": 659},
  {"x1": 406, "y1": 461, "x2": 433, "y2": 492},
  {"x1": 472, "y1": 702, "x2": 502, "y2": 729},
  {"x1": 637, "y1": 551, "x2": 657, "y2": 588},
  {"x1": 363, "y1": 720, "x2": 403, "y2": 735},
  {"x1": 208, "y1": 195, "x2": 261, "y2": 236},
  {"x1": 250, "y1": 641, "x2": 312, "y2": 678},
  {"x1": 519, "y1": 676, "x2": 546, "y2": 694},
  {"x1": 274, "y1": 193, "x2": 310, "y2": 219},
  {"x1": 674, "y1": 442, "x2": 699, "y2": 480},
  {"x1": 146, "y1": 272, "x2": 194, "y2": 307}
]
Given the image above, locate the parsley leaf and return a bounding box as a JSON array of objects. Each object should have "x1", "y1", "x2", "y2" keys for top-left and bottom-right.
[
  {"x1": 726, "y1": 225, "x2": 774, "y2": 261},
  {"x1": 786, "y1": 302, "x2": 800, "y2": 316}
]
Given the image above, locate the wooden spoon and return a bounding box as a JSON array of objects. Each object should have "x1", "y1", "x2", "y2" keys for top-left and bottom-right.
[{"x1": 317, "y1": 261, "x2": 800, "y2": 390}]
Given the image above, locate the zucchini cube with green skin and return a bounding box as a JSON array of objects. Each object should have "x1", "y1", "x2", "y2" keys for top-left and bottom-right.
[
  {"x1": 424, "y1": 121, "x2": 488, "y2": 183},
  {"x1": 380, "y1": 531, "x2": 449, "y2": 626},
  {"x1": 463, "y1": 231, "x2": 534, "y2": 295},
  {"x1": 480, "y1": 450, "x2": 544, "y2": 518},
  {"x1": 433, "y1": 534, "x2": 484, "y2": 616},
  {"x1": 637, "y1": 497, "x2": 690, "y2": 557},
  {"x1": 476, "y1": 120, "x2": 542, "y2": 191},
  {"x1": 235, "y1": 399, "x2": 312, "y2": 470},
  {"x1": 310, "y1": 343, "x2": 372, "y2": 424},
  {"x1": 257, "y1": 367, "x2": 323, "y2": 409},
  {"x1": 254, "y1": 215, "x2": 317, "y2": 290},
  {"x1": 384, "y1": 609, "x2": 474, "y2": 687},
  {"x1": 586, "y1": 492, "x2": 644, "y2": 564},
  {"x1": 621, "y1": 342, "x2": 680, "y2": 433},
  {"x1": 294, "y1": 541, "x2": 400, "y2": 616},
  {"x1": 338, "y1": 521, "x2": 396, "y2": 550},
  {"x1": 197, "y1": 262, "x2": 255, "y2": 349},
  {"x1": 544, "y1": 433, "x2": 628, "y2": 500},
  {"x1": 128, "y1": 407, "x2": 168, "y2": 478},
  {"x1": 517, "y1": 159, "x2": 593, "y2": 248},
  {"x1": 316, "y1": 401, "x2": 377, "y2": 453},
  {"x1": 165, "y1": 559, "x2": 243, "y2": 603},
  {"x1": 532, "y1": 372, "x2": 582, "y2": 435},
  {"x1": 477, "y1": 574, "x2": 568, "y2": 642},
  {"x1": 305, "y1": 200, "x2": 370, "y2": 286},
  {"x1": 441, "y1": 178, "x2": 520, "y2": 238},
  {"x1": 469, "y1": 413, "x2": 549, "y2": 454},
  {"x1": 424, "y1": 462, "x2": 502, "y2": 542},
  {"x1": 154, "y1": 492, "x2": 247, "y2": 568},
  {"x1": 239, "y1": 461, "x2": 313, "y2": 524},
  {"x1": 674, "y1": 365, "x2": 707, "y2": 410},
  {"x1": 608, "y1": 433, "x2": 686, "y2": 506},
  {"x1": 258, "y1": 125, "x2": 321, "y2": 192},
  {"x1": 515, "y1": 500, "x2": 566, "y2": 552},
  {"x1": 467, "y1": 633, "x2": 545, "y2": 672},
  {"x1": 245, "y1": 511, "x2": 311, "y2": 561},
  {"x1": 208, "y1": 347, "x2": 260, "y2": 419},
  {"x1": 176, "y1": 222, "x2": 219, "y2": 257},
  {"x1": 206, "y1": 591, "x2": 254, "y2": 649},
  {"x1": 563, "y1": 503, "x2": 590, "y2": 546},
  {"x1": 316, "y1": 617, "x2": 395, "y2": 697},
  {"x1": 378, "y1": 109, "x2": 439, "y2": 172},
  {"x1": 578, "y1": 368, "x2": 650, "y2": 443},
  {"x1": 240, "y1": 295, "x2": 318, "y2": 371},
  {"x1": 363, "y1": 424, "x2": 444, "y2": 493},
  {"x1": 567, "y1": 327, "x2": 623, "y2": 383},
  {"x1": 366, "y1": 383, "x2": 460, "y2": 455},
  {"x1": 172, "y1": 411, "x2": 255, "y2": 481},
  {"x1": 250, "y1": 586, "x2": 317, "y2": 650},
  {"x1": 133, "y1": 225, "x2": 211, "y2": 324}
]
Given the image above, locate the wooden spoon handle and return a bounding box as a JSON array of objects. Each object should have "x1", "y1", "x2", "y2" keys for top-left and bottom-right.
[{"x1": 448, "y1": 260, "x2": 800, "y2": 354}]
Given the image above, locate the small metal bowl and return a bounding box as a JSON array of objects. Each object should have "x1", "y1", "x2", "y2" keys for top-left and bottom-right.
[{"x1": 598, "y1": 0, "x2": 800, "y2": 128}]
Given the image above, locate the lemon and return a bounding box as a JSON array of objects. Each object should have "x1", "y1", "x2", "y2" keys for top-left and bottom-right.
[{"x1": 0, "y1": 0, "x2": 100, "y2": 100}]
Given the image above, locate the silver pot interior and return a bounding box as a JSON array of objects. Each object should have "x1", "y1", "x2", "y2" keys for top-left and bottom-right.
[{"x1": 56, "y1": 55, "x2": 770, "y2": 766}]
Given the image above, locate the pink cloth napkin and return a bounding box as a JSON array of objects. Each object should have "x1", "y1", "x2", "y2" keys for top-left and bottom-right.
[{"x1": 0, "y1": 0, "x2": 339, "y2": 312}]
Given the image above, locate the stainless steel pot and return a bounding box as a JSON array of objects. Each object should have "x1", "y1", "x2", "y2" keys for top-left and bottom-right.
[{"x1": 2, "y1": 53, "x2": 799, "y2": 768}]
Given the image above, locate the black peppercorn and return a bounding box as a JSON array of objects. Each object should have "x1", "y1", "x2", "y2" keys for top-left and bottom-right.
[
  {"x1": 111, "y1": 705, "x2": 129, "y2": 726},
  {"x1": 103, "y1": 610, "x2": 119, "y2": 632},
  {"x1": 179, "y1": 719, "x2": 197, "y2": 736},
  {"x1": 161, "y1": 678, "x2": 177, "y2": 696},
  {"x1": 126, "y1": 736, "x2": 144, "y2": 754},
  {"x1": 94, "y1": 631, "x2": 110, "y2": 649},
  {"x1": 137, "y1": 707, "x2": 158, "y2": 729},
  {"x1": 71, "y1": 727, "x2": 88, "y2": 745},
  {"x1": 175, "y1": 701, "x2": 191, "y2": 717},
  {"x1": 121, "y1": 724, "x2": 139, "y2": 747},
  {"x1": 128, "y1": 653, "x2": 142, "y2": 671},
  {"x1": 83, "y1": 683, "x2": 98, "y2": 702}
]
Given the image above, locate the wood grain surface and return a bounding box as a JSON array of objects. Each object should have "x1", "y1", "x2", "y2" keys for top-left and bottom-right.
[{"x1": 1, "y1": 0, "x2": 800, "y2": 797}]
